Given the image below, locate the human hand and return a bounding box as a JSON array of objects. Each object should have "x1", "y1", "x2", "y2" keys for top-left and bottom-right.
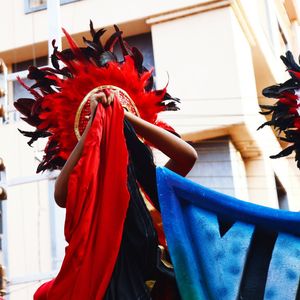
[{"x1": 89, "y1": 89, "x2": 115, "y2": 116}]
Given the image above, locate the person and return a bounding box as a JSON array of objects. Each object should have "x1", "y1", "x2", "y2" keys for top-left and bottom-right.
[
  {"x1": 51, "y1": 90, "x2": 197, "y2": 299},
  {"x1": 14, "y1": 22, "x2": 197, "y2": 299},
  {"x1": 54, "y1": 91, "x2": 197, "y2": 208}
]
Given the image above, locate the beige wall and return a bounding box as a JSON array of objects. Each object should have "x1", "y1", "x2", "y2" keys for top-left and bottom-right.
[
  {"x1": 151, "y1": 7, "x2": 245, "y2": 134},
  {"x1": 0, "y1": 123, "x2": 38, "y2": 178},
  {"x1": 0, "y1": 0, "x2": 212, "y2": 63},
  {"x1": 0, "y1": 123, "x2": 54, "y2": 300},
  {"x1": 150, "y1": 3, "x2": 300, "y2": 208}
]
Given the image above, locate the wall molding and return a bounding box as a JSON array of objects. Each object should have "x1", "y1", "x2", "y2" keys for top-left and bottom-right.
[
  {"x1": 146, "y1": 0, "x2": 256, "y2": 47},
  {"x1": 146, "y1": 0, "x2": 230, "y2": 25}
]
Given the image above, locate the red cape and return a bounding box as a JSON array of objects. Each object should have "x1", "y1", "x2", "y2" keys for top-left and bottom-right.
[{"x1": 34, "y1": 101, "x2": 129, "y2": 299}]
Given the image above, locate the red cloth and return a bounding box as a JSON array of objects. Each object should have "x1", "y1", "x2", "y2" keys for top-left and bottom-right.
[{"x1": 34, "y1": 101, "x2": 129, "y2": 299}]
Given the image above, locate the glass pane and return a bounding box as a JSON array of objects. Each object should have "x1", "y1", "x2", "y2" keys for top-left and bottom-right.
[{"x1": 28, "y1": 0, "x2": 47, "y2": 9}]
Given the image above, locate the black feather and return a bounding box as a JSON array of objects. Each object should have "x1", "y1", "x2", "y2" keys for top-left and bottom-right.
[
  {"x1": 83, "y1": 37, "x2": 101, "y2": 52},
  {"x1": 89, "y1": 20, "x2": 96, "y2": 37},
  {"x1": 281, "y1": 51, "x2": 300, "y2": 72},
  {"x1": 14, "y1": 98, "x2": 35, "y2": 117},
  {"x1": 93, "y1": 28, "x2": 106, "y2": 52},
  {"x1": 104, "y1": 31, "x2": 122, "y2": 51},
  {"x1": 51, "y1": 40, "x2": 60, "y2": 70},
  {"x1": 270, "y1": 145, "x2": 295, "y2": 159}
]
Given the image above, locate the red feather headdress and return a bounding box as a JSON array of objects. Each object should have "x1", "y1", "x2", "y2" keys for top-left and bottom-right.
[
  {"x1": 259, "y1": 51, "x2": 300, "y2": 168},
  {"x1": 14, "y1": 22, "x2": 180, "y2": 172}
]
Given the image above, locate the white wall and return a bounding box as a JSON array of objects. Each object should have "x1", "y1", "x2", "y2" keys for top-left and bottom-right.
[
  {"x1": 0, "y1": 0, "x2": 210, "y2": 53},
  {"x1": 150, "y1": 4, "x2": 300, "y2": 208},
  {"x1": 151, "y1": 7, "x2": 248, "y2": 134},
  {"x1": 0, "y1": 122, "x2": 62, "y2": 300}
]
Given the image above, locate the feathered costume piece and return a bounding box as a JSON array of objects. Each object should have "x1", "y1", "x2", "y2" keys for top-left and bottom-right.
[
  {"x1": 14, "y1": 21, "x2": 179, "y2": 173},
  {"x1": 258, "y1": 51, "x2": 300, "y2": 168}
]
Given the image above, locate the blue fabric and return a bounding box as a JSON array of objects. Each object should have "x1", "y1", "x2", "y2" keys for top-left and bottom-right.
[{"x1": 156, "y1": 167, "x2": 300, "y2": 300}]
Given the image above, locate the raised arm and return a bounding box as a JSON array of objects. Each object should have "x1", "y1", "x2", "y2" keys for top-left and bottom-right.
[
  {"x1": 54, "y1": 92, "x2": 112, "y2": 208},
  {"x1": 124, "y1": 111, "x2": 197, "y2": 177},
  {"x1": 54, "y1": 118, "x2": 92, "y2": 208},
  {"x1": 54, "y1": 91, "x2": 197, "y2": 208}
]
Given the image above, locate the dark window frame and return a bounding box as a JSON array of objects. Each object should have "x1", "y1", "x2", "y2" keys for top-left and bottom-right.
[{"x1": 24, "y1": 0, "x2": 83, "y2": 14}]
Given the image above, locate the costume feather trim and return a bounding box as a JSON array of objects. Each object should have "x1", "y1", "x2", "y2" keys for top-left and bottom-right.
[{"x1": 259, "y1": 51, "x2": 300, "y2": 168}]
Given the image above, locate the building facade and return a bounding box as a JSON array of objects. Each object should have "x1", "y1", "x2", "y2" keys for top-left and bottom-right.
[{"x1": 1, "y1": 0, "x2": 300, "y2": 298}]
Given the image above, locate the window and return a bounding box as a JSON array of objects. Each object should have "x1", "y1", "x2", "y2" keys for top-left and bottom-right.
[
  {"x1": 28, "y1": 0, "x2": 47, "y2": 9},
  {"x1": 187, "y1": 137, "x2": 248, "y2": 199},
  {"x1": 24, "y1": 0, "x2": 83, "y2": 14}
]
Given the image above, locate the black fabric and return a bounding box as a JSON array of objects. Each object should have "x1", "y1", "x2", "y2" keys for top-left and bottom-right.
[
  {"x1": 104, "y1": 163, "x2": 157, "y2": 300},
  {"x1": 104, "y1": 120, "x2": 180, "y2": 299},
  {"x1": 123, "y1": 119, "x2": 160, "y2": 210},
  {"x1": 238, "y1": 227, "x2": 278, "y2": 300}
]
